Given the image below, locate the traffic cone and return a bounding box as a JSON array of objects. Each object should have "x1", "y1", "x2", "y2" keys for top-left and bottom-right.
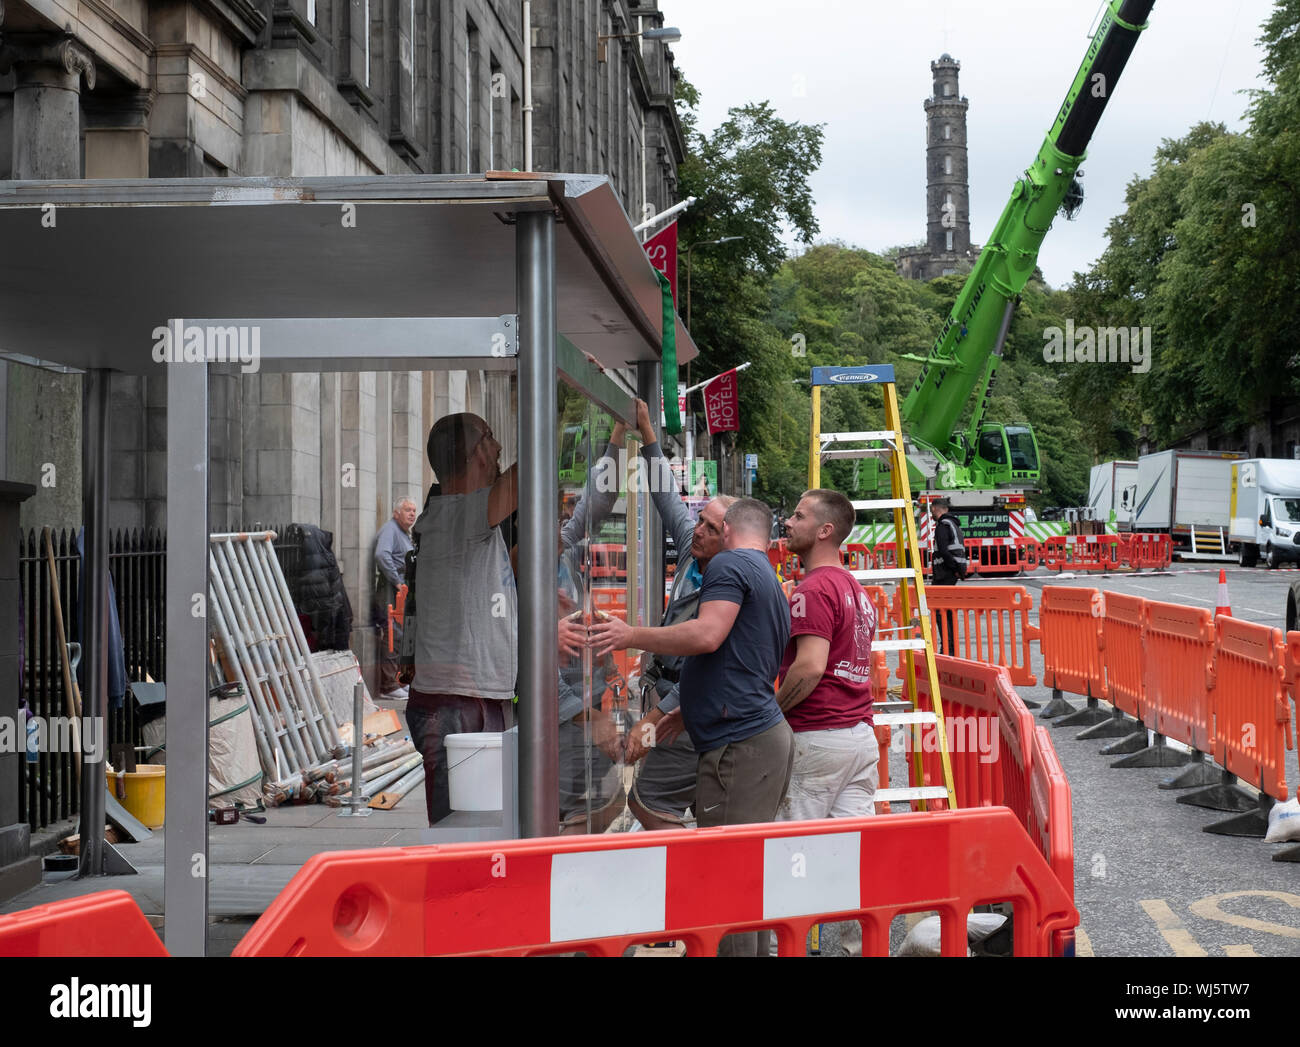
[{"x1": 1215, "y1": 569, "x2": 1232, "y2": 618}]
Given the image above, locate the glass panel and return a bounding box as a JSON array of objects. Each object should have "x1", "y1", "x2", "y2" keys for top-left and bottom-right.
[
  {"x1": 557, "y1": 381, "x2": 632, "y2": 834},
  {"x1": 977, "y1": 428, "x2": 1007, "y2": 465},
  {"x1": 1004, "y1": 426, "x2": 1039, "y2": 471}
]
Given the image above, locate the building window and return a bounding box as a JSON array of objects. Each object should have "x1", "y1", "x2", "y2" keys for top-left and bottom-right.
[
  {"x1": 944, "y1": 124, "x2": 951, "y2": 140},
  {"x1": 946, "y1": 192, "x2": 952, "y2": 207},
  {"x1": 308, "y1": 0, "x2": 316, "y2": 24},
  {"x1": 943, "y1": 82, "x2": 952, "y2": 97},
  {"x1": 945, "y1": 155, "x2": 953, "y2": 175},
  {"x1": 946, "y1": 231, "x2": 954, "y2": 251}
]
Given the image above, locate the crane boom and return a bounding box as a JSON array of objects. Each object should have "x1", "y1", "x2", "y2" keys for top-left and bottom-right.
[{"x1": 901, "y1": 0, "x2": 1156, "y2": 487}]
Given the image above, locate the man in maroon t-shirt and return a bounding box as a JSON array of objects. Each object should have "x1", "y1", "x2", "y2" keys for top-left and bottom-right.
[{"x1": 775, "y1": 489, "x2": 879, "y2": 956}]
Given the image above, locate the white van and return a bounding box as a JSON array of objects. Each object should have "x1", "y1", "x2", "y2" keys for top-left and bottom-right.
[{"x1": 1229, "y1": 459, "x2": 1300, "y2": 568}]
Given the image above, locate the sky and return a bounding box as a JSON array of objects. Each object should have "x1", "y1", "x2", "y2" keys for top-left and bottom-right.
[{"x1": 667, "y1": 0, "x2": 1277, "y2": 289}]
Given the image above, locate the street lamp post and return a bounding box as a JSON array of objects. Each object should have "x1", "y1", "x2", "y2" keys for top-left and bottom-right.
[{"x1": 682, "y1": 236, "x2": 743, "y2": 478}]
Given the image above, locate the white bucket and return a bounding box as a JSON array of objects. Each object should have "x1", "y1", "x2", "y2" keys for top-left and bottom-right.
[{"x1": 445, "y1": 732, "x2": 503, "y2": 811}]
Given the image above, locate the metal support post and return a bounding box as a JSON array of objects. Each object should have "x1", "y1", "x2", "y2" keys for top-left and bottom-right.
[
  {"x1": 165, "y1": 356, "x2": 209, "y2": 956},
  {"x1": 338, "y1": 681, "x2": 371, "y2": 817},
  {"x1": 637, "y1": 361, "x2": 664, "y2": 630},
  {"x1": 516, "y1": 210, "x2": 559, "y2": 838},
  {"x1": 78, "y1": 368, "x2": 109, "y2": 877}
]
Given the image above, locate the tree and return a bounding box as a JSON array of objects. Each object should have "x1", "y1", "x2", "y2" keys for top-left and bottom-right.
[{"x1": 673, "y1": 78, "x2": 825, "y2": 503}]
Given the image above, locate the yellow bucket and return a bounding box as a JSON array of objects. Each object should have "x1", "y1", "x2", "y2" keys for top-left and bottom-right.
[{"x1": 106, "y1": 765, "x2": 166, "y2": 828}]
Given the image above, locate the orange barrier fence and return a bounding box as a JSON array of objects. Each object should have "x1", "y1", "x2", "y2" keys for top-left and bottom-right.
[
  {"x1": 1101, "y1": 592, "x2": 1146, "y2": 723},
  {"x1": 1039, "y1": 587, "x2": 1105, "y2": 700},
  {"x1": 1213, "y1": 616, "x2": 1292, "y2": 801},
  {"x1": 895, "y1": 585, "x2": 1038, "y2": 687},
  {"x1": 874, "y1": 722, "x2": 892, "y2": 816},
  {"x1": 1016, "y1": 537, "x2": 1042, "y2": 571},
  {"x1": 1124, "y1": 533, "x2": 1172, "y2": 570},
  {"x1": 967, "y1": 537, "x2": 1019, "y2": 574},
  {"x1": 843, "y1": 543, "x2": 874, "y2": 570},
  {"x1": 767, "y1": 539, "x2": 801, "y2": 580},
  {"x1": 1143, "y1": 600, "x2": 1215, "y2": 750},
  {"x1": 0, "y1": 890, "x2": 169, "y2": 957},
  {"x1": 909, "y1": 658, "x2": 1035, "y2": 816},
  {"x1": 233, "y1": 806, "x2": 1075, "y2": 957},
  {"x1": 1287, "y1": 631, "x2": 1300, "y2": 706},
  {"x1": 1041, "y1": 534, "x2": 1124, "y2": 573},
  {"x1": 591, "y1": 587, "x2": 626, "y2": 620},
  {"x1": 590, "y1": 544, "x2": 627, "y2": 580},
  {"x1": 1029, "y1": 725, "x2": 1074, "y2": 956}
]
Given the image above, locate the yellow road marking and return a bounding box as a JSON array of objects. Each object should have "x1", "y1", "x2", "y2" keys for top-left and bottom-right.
[
  {"x1": 1075, "y1": 926, "x2": 1095, "y2": 957},
  {"x1": 1189, "y1": 890, "x2": 1300, "y2": 939},
  {"x1": 1223, "y1": 944, "x2": 1260, "y2": 957},
  {"x1": 1139, "y1": 899, "x2": 1208, "y2": 957}
]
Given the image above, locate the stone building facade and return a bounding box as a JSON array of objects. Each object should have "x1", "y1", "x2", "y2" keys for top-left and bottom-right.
[
  {"x1": 897, "y1": 54, "x2": 979, "y2": 281},
  {"x1": 0, "y1": 0, "x2": 686, "y2": 660}
]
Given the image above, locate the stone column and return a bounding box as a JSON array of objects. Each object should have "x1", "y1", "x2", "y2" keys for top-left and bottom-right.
[
  {"x1": 0, "y1": 33, "x2": 95, "y2": 179},
  {"x1": 83, "y1": 90, "x2": 153, "y2": 178},
  {"x1": 0, "y1": 480, "x2": 38, "y2": 903}
]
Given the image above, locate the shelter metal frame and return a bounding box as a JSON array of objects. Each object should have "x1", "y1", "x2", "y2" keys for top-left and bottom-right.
[{"x1": 0, "y1": 174, "x2": 693, "y2": 955}]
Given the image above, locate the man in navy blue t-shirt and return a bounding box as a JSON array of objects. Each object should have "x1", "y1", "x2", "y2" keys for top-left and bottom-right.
[{"x1": 592, "y1": 498, "x2": 794, "y2": 953}]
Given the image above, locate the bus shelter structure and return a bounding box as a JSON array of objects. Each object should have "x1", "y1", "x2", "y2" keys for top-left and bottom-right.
[{"x1": 0, "y1": 173, "x2": 698, "y2": 955}]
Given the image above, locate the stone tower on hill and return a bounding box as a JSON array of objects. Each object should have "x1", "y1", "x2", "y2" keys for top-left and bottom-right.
[{"x1": 897, "y1": 54, "x2": 979, "y2": 280}]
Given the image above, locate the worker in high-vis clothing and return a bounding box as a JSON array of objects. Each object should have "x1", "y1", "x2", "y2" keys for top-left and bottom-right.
[{"x1": 929, "y1": 497, "x2": 967, "y2": 654}]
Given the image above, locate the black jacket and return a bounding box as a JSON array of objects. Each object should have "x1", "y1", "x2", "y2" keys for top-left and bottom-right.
[
  {"x1": 283, "y1": 524, "x2": 354, "y2": 650},
  {"x1": 932, "y1": 513, "x2": 968, "y2": 584}
]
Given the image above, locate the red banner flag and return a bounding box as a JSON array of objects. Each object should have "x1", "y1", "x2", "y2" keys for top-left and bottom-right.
[
  {"x1": 704, "y1": 368, "x2": 740, "y2": 434},
  {"x1": 643, "y1": 221, "x2": 678, "y2": 307}
]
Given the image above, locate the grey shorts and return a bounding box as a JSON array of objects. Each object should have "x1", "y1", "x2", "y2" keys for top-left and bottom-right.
[{"x1": 631, "y1": 728, "x2": 698, "y2": 823}]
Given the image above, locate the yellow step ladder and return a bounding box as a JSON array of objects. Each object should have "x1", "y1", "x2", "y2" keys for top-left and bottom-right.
[{"x1": 807, "y1": 365, "x2": 957, "y2": 810}]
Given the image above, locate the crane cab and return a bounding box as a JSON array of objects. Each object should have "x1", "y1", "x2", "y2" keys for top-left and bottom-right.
[{"x1": 972, "y1": 423, "x2": 1041, "y2": 487}]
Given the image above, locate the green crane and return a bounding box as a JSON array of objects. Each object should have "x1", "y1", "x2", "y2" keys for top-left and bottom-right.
[{"x1": 898, "y1": 0, "x2": 1156, "y2": 492}]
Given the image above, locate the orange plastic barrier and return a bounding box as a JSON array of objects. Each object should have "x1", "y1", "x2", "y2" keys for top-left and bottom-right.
[
  {"x1": 1213, "y1": 616, "x2": 1292, "y2": 801},
  {"x1": 909, "y1": 657, "x2": 1034, "y2": 817},
  {"x1": 589, "y1": 544, "x2": 627, "y2": 580},
  {"x1": 1286, "y1": 631, "x2": 1300, "y2": 705},
  {"x1": 843, "y1": 543, "x2": 874, "y2": 571},
  {"x1": 872, "y1": 541, "x2": 899, "y2": 571},
  {"x1": 1142, "y1": 599, "x2": 1215, "y2": 752},
  {"x1": 862, "y1": 584, "x2": 894, "y2": 635},
  {"x1": 767, "y1": 539, "x2": 801, "y2": 580},
  {"x1": 1101, "y1": 592, "x2": 1145, "y2": 721},
  {"x1": 1038, "y1": 586, "x2": 1105, "y2": 700},
  {"x1": 895, "y1": 585, "x2": 1039, "y2": 687},
  {"x1": 1029, "y1": 725, "x2": 1075, "y2": 956},
  {"x1": 591, "y1": 586, "x2": 626, "y2": 619},
  {"x1": 1124, "y1": 533, "x2": 1172, "y2": 571},
  {"x1": 1015, "y1": 537, "x2": 1041, "y2": 571},
  {"x1": 0, "y1": 890, "x2": 169, "y2": 957},
  {"x1": 1041, "y1": 534, "x2": 1124, "y2": 572},
  {"x1": 874, "y1": 722, "x2": 892, "y2": 816},
  {"x1": 967, "y1": 537, "x2": 1022, "y2": 575},
  {"x1": 233, "y1": 807, "x2": 1076, "y2": 957}
]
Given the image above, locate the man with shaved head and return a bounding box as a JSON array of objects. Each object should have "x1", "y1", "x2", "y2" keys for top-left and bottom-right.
[
  {"x1": 593, "y1": 495, "x2": 793, "y2": 956},
  {"x1": 775, "y1": 488, "x2": 878, "y2": 955}
]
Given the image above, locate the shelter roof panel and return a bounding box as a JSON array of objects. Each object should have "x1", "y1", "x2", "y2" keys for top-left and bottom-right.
[{"x1": 0, "y1": 174, "x2": 698, "y2": 375}]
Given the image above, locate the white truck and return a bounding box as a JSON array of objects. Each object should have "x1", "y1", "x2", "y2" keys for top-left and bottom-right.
[
  {"x1": 1132, "y1": 449, "x2": 1245, "y2": 558},
  {"x1": 1228, "y1": 458, "x2": 1300, "y2": 568},
  {"x1": 1087, "y1": 460, "x2": 1138, "y2": 531}
]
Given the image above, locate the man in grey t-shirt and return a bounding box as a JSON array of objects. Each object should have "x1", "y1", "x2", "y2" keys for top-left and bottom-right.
[{"x1": 406, "y1": 413, "x2": 518, "y2": 826}]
